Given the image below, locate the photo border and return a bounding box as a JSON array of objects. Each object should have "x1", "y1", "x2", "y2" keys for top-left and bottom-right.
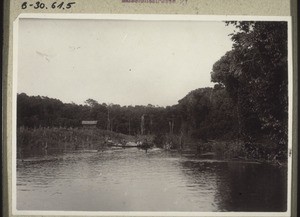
[{"x1": 10, "y1": 13, "x2": 294, "y2": 217}]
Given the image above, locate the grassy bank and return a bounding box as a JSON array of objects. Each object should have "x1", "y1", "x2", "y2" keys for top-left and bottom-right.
[
  {"x1": 17, "y1": 127, "x2": 286, "y2": 164},
  {"x1": 17, "y1": 127, "x2": 137, "y2": 154}
]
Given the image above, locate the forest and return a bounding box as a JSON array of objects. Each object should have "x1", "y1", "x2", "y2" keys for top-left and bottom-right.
[{"x1": 17, "y1": 21, "x2": 288, "y2": 161}]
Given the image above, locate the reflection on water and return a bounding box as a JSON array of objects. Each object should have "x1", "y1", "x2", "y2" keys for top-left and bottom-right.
[{"x1": 17, "y1": 148, "x2": 287, "y2": 211}]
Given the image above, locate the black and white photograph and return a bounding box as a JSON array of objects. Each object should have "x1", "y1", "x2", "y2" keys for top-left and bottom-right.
[{"x1": 13, "y1": 14, "x2": 292, "y2": 215}]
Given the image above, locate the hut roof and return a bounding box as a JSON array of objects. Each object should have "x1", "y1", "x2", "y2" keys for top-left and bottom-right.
[{"x1": 82, "y1": 121, "x2": 98, "y2": 125}]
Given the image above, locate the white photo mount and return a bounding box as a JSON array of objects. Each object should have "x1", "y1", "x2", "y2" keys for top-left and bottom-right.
[{"x1": 8, "y1": 13, "x2": 295, "y2": 217}]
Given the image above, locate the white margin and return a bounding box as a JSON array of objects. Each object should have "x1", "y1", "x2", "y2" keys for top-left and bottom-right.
[
  {"x1": 12, "y1": 13, "x2": 293, "y2": 217},
  {"x1": 12, "y1": 14, "x2": 19, "y2": 216}
]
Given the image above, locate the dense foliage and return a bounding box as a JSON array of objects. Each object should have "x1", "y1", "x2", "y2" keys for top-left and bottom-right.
[
  {"x1": 17, "y1": 93, "x2": 168, "y2": 135},
  {"x1": 211, "y1": 21, "x2": 288, "y2": 158}
]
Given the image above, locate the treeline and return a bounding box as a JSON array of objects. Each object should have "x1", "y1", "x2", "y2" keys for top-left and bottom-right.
[
  {"x1": 17, "y1": 94, "x2": 171, "y2": 135},
  {"x1": 17, "y1": 86, "x2": 237, "y2": 141},
  {"x1": 17, "y1": 21, "x2": 288, "y2": 160}
]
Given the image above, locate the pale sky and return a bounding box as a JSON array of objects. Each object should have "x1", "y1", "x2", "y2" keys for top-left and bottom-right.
[{"x1": 18, "y1": 18, "x2": 234, "y2": 106}]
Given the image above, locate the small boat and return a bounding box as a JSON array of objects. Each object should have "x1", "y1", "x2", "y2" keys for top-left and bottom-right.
[
  {"x1": 199, "y1": 152, "x2": 216, "y2": 159},
  {"x1": 107, "y1": 141, "x2": 138, "y2": 148},
  {"x1": 82, "y1": 149, "x2": 98, "y2": 153},
  {"x1": 106, "y1": 142, "x2": 121, "y2": 147}
]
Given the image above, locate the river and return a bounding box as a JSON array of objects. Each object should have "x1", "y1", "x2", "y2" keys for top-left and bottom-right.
[{"x1": 17, "y1": 147, "x2": 287, "y2": 212}]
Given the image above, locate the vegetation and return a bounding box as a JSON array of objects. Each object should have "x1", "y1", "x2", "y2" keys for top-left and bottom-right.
[
  {"x1": 17, "y1": 21, "x2": 288, "y2": 162},
  {"x1": 17, "y1": 127, "x2": 136, "y2": 153},
  {"x1": 211, "y1": 21, "x2": 288, "y2": 160}
]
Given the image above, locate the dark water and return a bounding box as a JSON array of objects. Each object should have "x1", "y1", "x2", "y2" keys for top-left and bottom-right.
[{"x1": 17, "y1": 148, "x2": 287, "y2": 212}]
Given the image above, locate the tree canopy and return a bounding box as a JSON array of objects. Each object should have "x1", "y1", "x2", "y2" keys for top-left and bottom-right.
[{"x1": 211, "y1": 21, "x2": 288, "y2": 154}]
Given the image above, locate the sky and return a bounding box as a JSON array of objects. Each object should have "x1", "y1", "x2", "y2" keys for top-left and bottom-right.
[{"x1": 18, "y1": 18, "x2": 234, "y2": 106}]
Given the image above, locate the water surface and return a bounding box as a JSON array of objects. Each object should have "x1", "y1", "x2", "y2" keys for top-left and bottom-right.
[{"x1": 17, "y1": 148, "x2": 287, "y2": 211}]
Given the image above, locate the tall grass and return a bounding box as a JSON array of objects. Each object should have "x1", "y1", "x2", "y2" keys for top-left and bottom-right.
[{"x1": 17, "y1": 127, "x2": 135, "y2": 154}]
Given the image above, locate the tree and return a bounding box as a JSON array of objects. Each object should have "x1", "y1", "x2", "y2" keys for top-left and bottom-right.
[
  {"x1": 84, "y1": 98, "x2": 99, "y2": 107},
  {"x1": 211, "y1": 21, "x2": 288, "y2": 156}
]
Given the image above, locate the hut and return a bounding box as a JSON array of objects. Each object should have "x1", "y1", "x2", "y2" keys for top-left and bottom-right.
[{"x1": 81, "y1": 120, "x2": 98, "y2": 128}]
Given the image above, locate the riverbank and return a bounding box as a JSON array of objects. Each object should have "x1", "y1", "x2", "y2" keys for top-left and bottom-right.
[
  {"x1": 17, "y1": 127, "x2": 138, "y2": 156},
  {"x1": 193, "y1": 139, "x2": 287, "y2": 166},
  {"x1": 17, "y1": 127, "x2": 287, "y2": 165}
]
